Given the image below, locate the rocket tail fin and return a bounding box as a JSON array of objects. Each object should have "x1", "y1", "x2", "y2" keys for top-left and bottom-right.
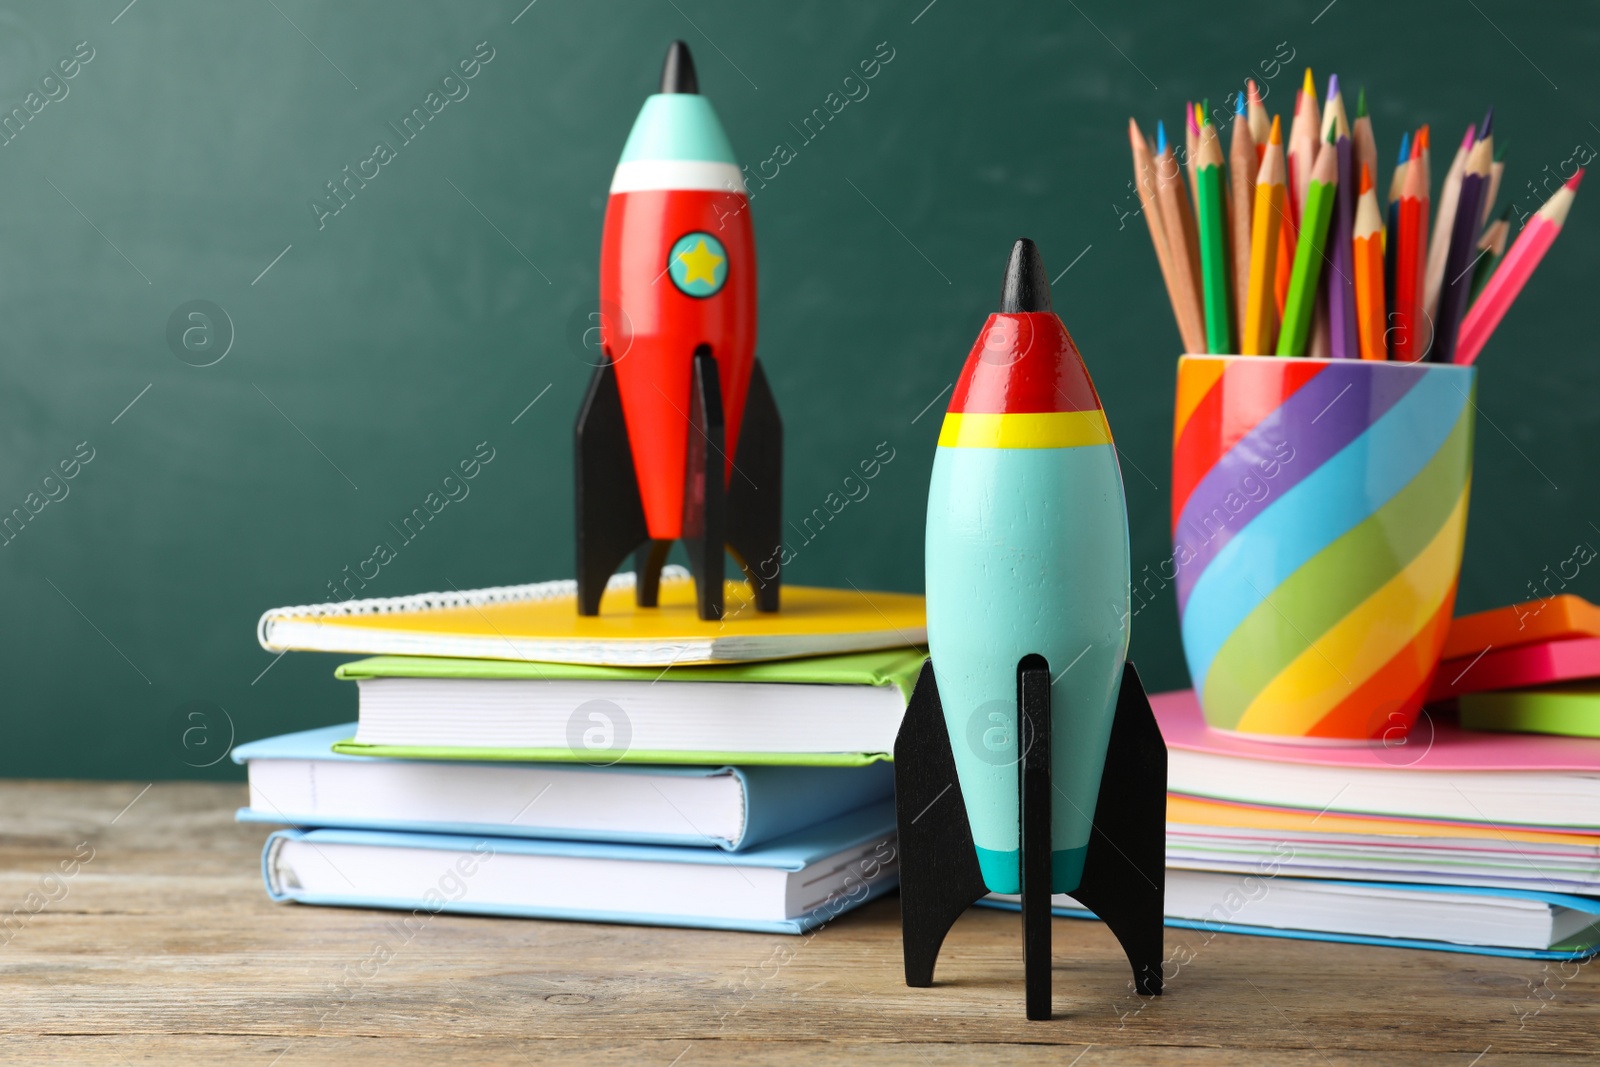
[
  {"x1": 894, "y1": 660, "x2": 988, "y2": 987},
  {"x1": 1019, "y1": 658, "x2": 1053, "y2": 1020},
  {"x1": 633, "y1": 540, "x2": 673, "y2": 608},
  {"x1": 726, "y1": 358, "x2": 782, "y2": 612},
  {"x1": 682, "y1": 346, "x2": 727, "y2": 621},
  {"x1": 574, "y1": 354, "x2": 649, "y2": 616},
  {"x1": 1071, "y1": 660, "x2": 1169, "y2": 997}
]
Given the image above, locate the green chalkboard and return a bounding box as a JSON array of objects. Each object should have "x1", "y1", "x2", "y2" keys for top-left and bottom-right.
[{"x1": 5, "y1": 0, "x2": 1597, "y2": 778}]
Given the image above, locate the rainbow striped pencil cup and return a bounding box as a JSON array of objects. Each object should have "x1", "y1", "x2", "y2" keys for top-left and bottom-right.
[{"x1": 1171, "y1": 355, "x2": 1475, "y2": 741}]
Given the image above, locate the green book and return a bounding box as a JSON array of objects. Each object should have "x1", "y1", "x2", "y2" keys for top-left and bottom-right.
[
  {"x1": 1459, "y1": 683, "x2": 1600, "y2": 740},
  {"x1": 330, "y1": 648, "x2": 928, "y2": 766}
]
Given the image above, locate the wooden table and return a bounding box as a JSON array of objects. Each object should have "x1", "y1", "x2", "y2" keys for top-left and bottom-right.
[{"x1": 2, "y1": 781, "x2": 1595, "y2": 1065}]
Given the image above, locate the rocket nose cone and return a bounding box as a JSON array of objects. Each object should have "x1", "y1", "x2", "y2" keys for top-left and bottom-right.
[
  {"x1": 660, "y1": 41, "x2": 698, "y2": 94},
  {"x1": 998, "y1": 238, "x2": 1052, "y2": 313}
]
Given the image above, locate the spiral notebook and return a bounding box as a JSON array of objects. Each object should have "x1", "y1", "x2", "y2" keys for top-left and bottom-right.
[{"x1": 257, "y1": 567, "x2": 927, "y2": 667}]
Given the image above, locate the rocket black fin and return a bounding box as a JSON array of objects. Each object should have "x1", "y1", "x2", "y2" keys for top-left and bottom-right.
[
  {"x1": 681, "y1": 346, "x2": 727, "y2": 621},
  {"x1": 894, "y1": 660, "x2": 989, "y2": 988},
  {"x1": 725, "y1": 358, "x2": 782, "y2": 613},
  {"x1": 1018, "y1": 656, "x2": 1053, "y2": 1020},
  {"x1": 574, "y1": 353, "x2": 650, "y2": 616},
  {"x1": 1070, "y1": 661, "x2": 1169, "y2": 998},
  {"x1": 633, "y1": 540, "x2": 672, "y2": 608}
]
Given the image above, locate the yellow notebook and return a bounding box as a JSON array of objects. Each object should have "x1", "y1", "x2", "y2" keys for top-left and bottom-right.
[{"x1": 257, "y1": 567, "x2": 926, "y2": 667}]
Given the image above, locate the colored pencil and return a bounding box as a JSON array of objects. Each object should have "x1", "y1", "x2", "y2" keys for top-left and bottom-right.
[
  {"x1": 1393, "y1": 127, "x2": 1431, "y2": 362},
  {"x1": 1275, "y1": 191, "x2": 1297, "y2": 318},
  {"x1": 1277, "y1": 128, "x2": 1339, "y2": 357},
  {"x1": 1185, "y1": 102, "x2": 1201, "y2": 211},
  {"x1": 1353, "y1": 164, "x2": 1387, "y2": 360},
  {"x1": 1424, "y1": 124, "x2": 1476, "y2": 318},
  {"x1": 1130, "y1": 118, "x2": 1205, "y2": 353},
  {"x1": 1471, "y1": 203, "x2": 1513, "y2": 299},
  {"x1": 1308, "y1": 295, "x2": 1332, "y2": 358},
  {"x1": 1228, "y1": 92, "x2": 1257, "y2": 336},
  {"x1": 1242, "y1": 116, "x2": 1286, "y2": 355},
  {"x1": 1434, "y1": 110, "x2": 1494, "y2": 363},
  {"x1": 1247, "y1": 79, "x2": 1270, "y2": 161},
  {"x1": 1352, "y1": 86, "x2": 1379, "y2": 200},
  {"x1": 1323, "y1": 76, "x2": 1359, "y2": 360},
  {"x1": 1483, "y1": 141, "x2": 1506, "y2": 224},
  {"x1": 1456, "y1": 170, "x2": 1582, "y2": 365},
  {"x1": 1384, "y1": 130, "x2": 1411, "y2": 304},
  {"x1": 1287, "y1": 68, "x2": 1320, "y2": 225},
  {"x1": 1156, "y1": 123, "x2": 1207, "y2": 349},
  {"x1": 1195, "y1": 117, "x2": 1234, "y2": 353}
]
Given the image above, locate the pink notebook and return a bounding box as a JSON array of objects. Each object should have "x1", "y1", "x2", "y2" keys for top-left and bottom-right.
[
  {"x1": 1152, "y1": 688, "x2": 1600, "y2": 773},
  {"x1": 1429, "y1": 637, "x2": 1600, "y2": 701},
  {"x1": 1151, "y1": 689, "x2": 1600, "y2": 831}
]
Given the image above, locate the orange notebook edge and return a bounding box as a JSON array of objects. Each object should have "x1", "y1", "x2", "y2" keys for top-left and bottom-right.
[{"x1": 1441, "y1": 595, "x2": 1600, "y2": 661}]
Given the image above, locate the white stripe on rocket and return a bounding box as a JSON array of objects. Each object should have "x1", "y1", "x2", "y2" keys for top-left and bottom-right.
[{"x1": 609, "y1": 160, "x2": 748, "y2": 195}]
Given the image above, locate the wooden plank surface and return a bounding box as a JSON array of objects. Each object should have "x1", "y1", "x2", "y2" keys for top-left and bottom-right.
[{"x1": 0, "y1": 780, "x2": 1595, "y2": 1065}]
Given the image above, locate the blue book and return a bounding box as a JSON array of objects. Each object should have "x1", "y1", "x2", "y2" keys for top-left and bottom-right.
[
  {"x1": 979, "y1": 870, "x2": 1600, "y2": 960},
  {"x1": 233, "y1": 724, "x2": 894, "y2": 851},
  {"x1": 261, "y1": 801, "x2": 898, "y2": 934}
]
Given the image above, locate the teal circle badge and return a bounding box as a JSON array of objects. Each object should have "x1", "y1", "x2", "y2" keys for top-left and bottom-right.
[{"x1": 668, "y1": 232, "x2": 728, "y2": 298}]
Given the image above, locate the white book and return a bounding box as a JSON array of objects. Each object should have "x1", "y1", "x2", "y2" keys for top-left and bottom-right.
[
  {"x1": 987, "y1": 869, "x2": 1600, "y2": 954},
  {"x1": 1166, "y1": 823, "x2": 1600, "y2": 894},
  {"x1": 349, "y1": 676, "x2": 907, "y2": 757},
  {"x1": 326, "y1": 649, "x2": 924, "y2": 764},
  {"x1": 231, "y1": 724, "x2": 893, "y2": 851},
  {"x1": 262, "y1": 802, "x2": 899, "y2": 934}
]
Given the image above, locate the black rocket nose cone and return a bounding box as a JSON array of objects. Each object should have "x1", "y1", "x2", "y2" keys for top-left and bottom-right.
[
  {"x1": 998, "y1": 238, "x2": 1052, "y2": 313},
  {"x1": 660, "y1": 41, "x2": 698, "y2": 94}
]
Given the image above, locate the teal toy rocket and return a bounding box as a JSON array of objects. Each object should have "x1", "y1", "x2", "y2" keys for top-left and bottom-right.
[{"x1": 895, "y1": 239, "x2": 1168, "y2": 1020}]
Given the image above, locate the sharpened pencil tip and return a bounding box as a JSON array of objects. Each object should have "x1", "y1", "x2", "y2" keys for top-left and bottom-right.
[
  {"x1": 1326, "y1": 73, "x2": 1340, "y2": 103},
  {"x1": 1568, "y1": 168, "x2": 1585, "y2": 191},
  {"x1": 1235, "y1": 91, "x2": 1246, "y2": 117},
  {"x1": 1302, "y1": 67, "x2": 1315, "y2": 97},
  {"x1": 1156, "y1": 120, "x2": 1168, "y2": 155},
  {"x1": 999, "y1": 239, "x2": 1052, "y2": 314},
  {"x1": 1478, "y1": 107, "x2": 1494, "y2": 141},
  {"x1": 1397, "y1": 131, "x2": 1410, "y2": 163},
  {"x1": 1269, "y1": 113, "x2": 1282, "y2": 144},
  {"x1": 1247, "y1": 79, "x2": 1261, "y2": 105},
  {"x1": 1356, "y1": 86, "x2": 1368, "y2": 119}
]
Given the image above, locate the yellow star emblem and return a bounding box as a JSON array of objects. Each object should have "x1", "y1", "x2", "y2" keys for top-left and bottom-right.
[{"x1": 677, "y1": 238, "x2": 724, "y2": 286}]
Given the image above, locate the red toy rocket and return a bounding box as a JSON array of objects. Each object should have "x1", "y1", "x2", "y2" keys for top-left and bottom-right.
[{"x1": 576, "y1": 41, "x2": 782, "y2": 621}]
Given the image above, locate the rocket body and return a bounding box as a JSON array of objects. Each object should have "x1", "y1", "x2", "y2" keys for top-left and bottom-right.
[
  {"x1": 924, "y1": 311, "x2": 1131, "y2": 895},
  {"x1": 600, "y1": 93, "x2": 757, "y2": 539}
]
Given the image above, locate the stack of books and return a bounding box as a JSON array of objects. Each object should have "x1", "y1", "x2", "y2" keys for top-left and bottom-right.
[
  {"x1": 239, "y1": 570, "x2": 926, "y2": 934},
  {"x1": 988, "y1": 678, "x2": 1600, "y2": 961},
  {"x1": 1432, "y1": 595, "x2": 1600, "y2": 740}
]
